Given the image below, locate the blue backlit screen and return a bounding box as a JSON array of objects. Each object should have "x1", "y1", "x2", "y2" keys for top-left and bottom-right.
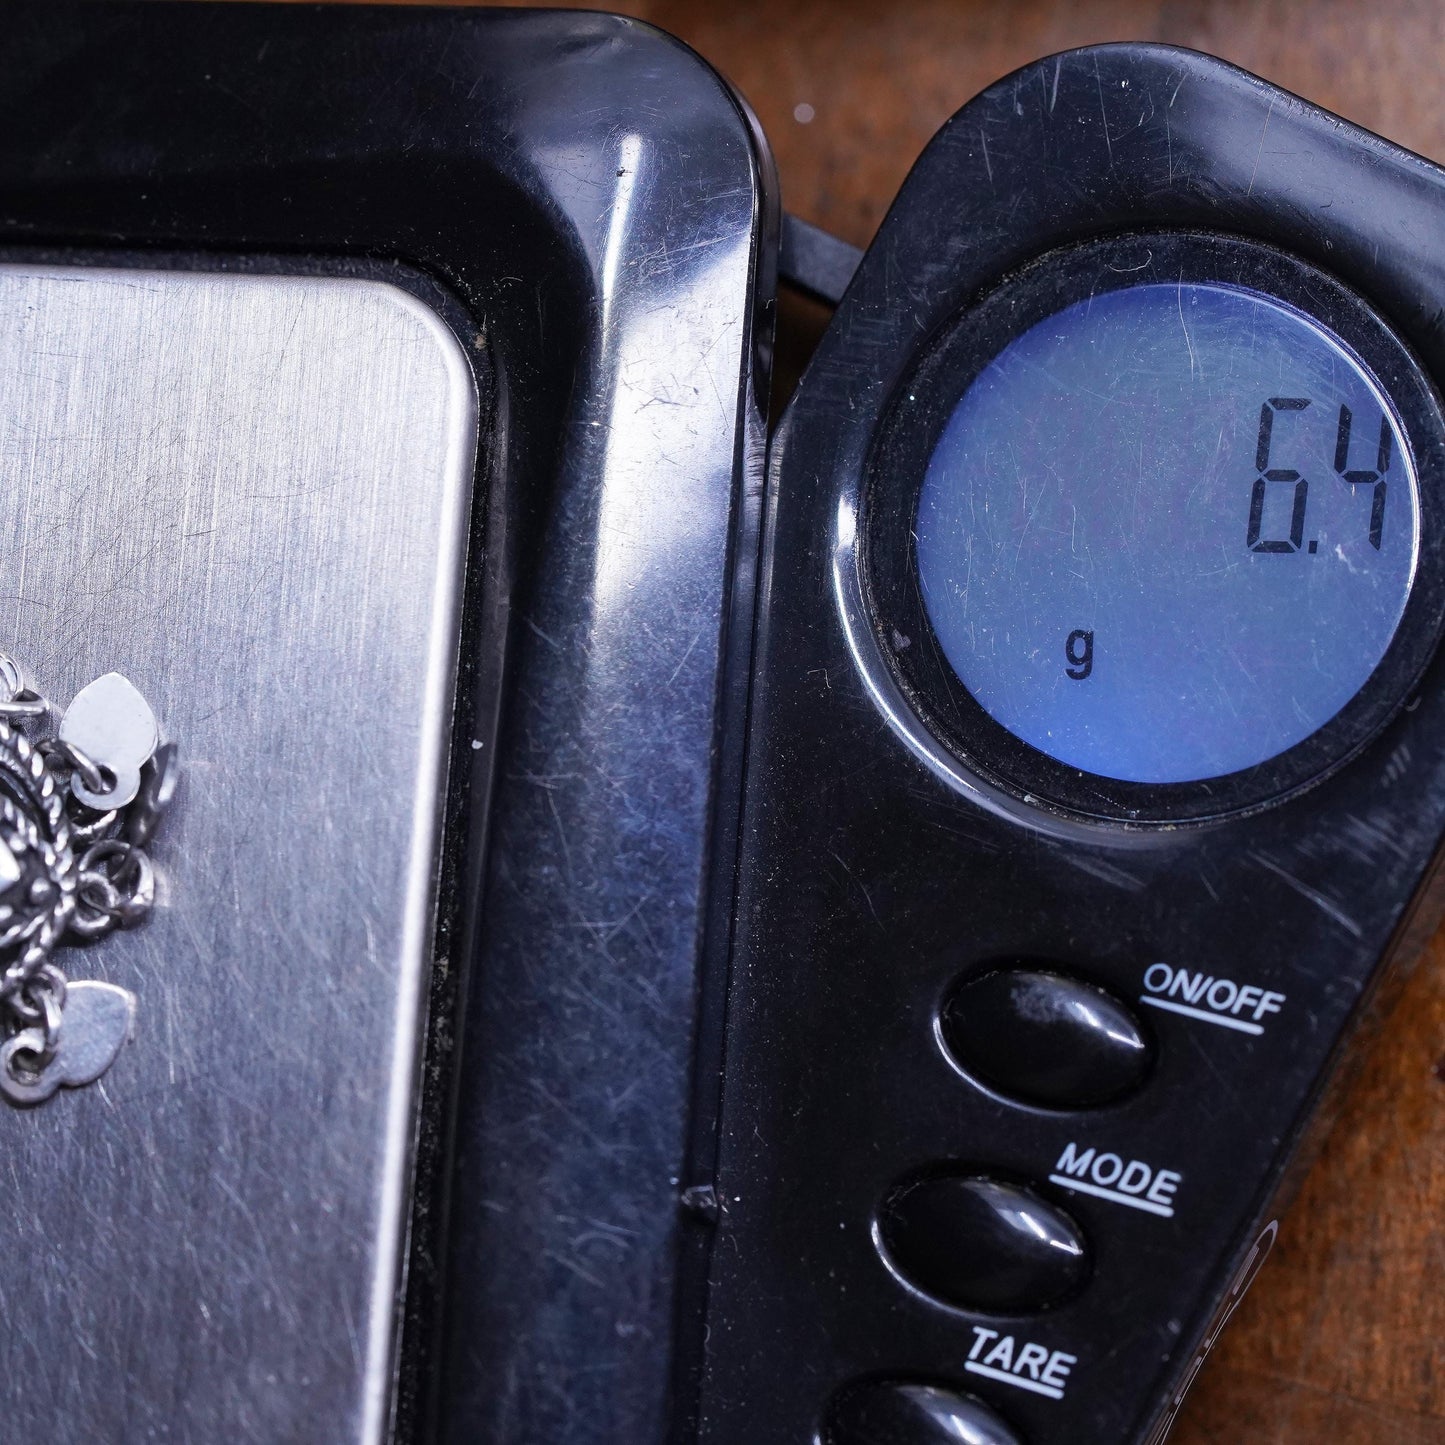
[{"x1": 914, "y1": 283, "x2": 1420, "y2": 784}]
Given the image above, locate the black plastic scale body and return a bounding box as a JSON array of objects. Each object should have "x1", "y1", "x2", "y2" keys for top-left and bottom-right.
[{"x1": 694, "y1": 46, "x2": 1445, "y2": 1445}]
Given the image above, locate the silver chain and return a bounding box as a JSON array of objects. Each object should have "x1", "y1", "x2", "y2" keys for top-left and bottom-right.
[{"x1": 0, "y1": 659, "x2": 175, "y2": 1099}]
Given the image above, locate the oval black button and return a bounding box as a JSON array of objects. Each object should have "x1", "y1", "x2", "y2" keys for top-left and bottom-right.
[
  {"x1": 940, "y1": 968, "x2": 1151, "y2": 1108},
  {"x1": 824, "y1": 1379, "x2": 1024, "y2": 1445},
  {"x1": 878, "y1": 1173, "x2": 1087, "y2": 1312}
]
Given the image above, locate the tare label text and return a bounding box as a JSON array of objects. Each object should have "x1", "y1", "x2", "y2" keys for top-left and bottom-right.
[{"x1": 966, "y1": 1327, "x2": 1077, "y2": 1401}]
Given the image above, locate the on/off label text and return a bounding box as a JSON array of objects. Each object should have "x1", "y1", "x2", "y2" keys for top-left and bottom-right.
[{"x1": 1140, "y1": 961, "x2": 1285, "y2": 1036}]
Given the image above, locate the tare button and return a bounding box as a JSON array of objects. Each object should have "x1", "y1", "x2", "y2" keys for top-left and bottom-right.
[
  {"x1": 825, "y1": 1380, "x2": 1024, "y2": 1445},
  {"x1": 1048, "y1": 1141, "x2": 1183, "y2": 1219}
]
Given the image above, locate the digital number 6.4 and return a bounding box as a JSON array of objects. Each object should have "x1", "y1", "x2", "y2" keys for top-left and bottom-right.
[{"x1": 1246, "y1": 396, "x2": 1391, "y2": 553}]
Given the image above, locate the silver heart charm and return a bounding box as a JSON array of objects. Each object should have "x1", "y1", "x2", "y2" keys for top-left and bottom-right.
[
  {"x1": 59, "y1": 672, "x2": 159, "y2": 810},
  {"x1": 0, "y1": 981, "x2": 135, "y2": 1106}
]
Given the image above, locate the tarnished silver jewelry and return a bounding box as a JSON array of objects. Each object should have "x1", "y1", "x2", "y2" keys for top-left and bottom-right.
[{"x1": 0, "y1": 659, "x2": 176, "y2": 1106}]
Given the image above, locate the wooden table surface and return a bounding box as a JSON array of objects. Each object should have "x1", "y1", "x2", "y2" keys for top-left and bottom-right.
[{"x1": 360, "y1": 2, "x2": 1445, "y2": 1438}]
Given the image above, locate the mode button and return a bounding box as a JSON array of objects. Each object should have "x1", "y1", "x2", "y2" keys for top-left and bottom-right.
[{"x1": 877, "y1": 1172, "x2": 1087, "y2": 1313}]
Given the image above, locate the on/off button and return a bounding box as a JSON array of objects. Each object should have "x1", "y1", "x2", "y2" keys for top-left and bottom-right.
[{"x1": 940, "y1": 966, "x2": 1153, "y2": 1108}]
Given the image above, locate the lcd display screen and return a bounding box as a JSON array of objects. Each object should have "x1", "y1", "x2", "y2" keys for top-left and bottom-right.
[{"x1": 914, "y1": 282, "x2": 1420, "y2": 784}]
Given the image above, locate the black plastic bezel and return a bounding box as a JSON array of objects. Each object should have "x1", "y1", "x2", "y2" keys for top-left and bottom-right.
[
  {"x1": 863, "y1": 230, "x2": 1445, "y2": 823},
  {"x1": 0, "y1": 8, "x2": 773, "y2": 1443}
]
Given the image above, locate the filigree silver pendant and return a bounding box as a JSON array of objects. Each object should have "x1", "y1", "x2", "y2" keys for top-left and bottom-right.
[{"x1": 0, "y1": 658, "x2": 176, "y2": 1106}]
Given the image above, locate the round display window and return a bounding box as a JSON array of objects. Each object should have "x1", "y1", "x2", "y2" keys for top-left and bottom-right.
[{"x1": 865, "y1": 234, "x2": 1445, "y2": 819}]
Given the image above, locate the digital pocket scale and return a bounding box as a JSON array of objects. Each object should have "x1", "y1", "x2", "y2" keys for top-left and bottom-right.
[
  {"x1": 687, "y1": 39, "x2": 1445, "y2": 1445},
  {"x1": 0, "y1": 10, "x2": 1443, "y2": 1445},
  {"x1": 694, "y1": 41, "x2": 1445, "y2": 1445}
]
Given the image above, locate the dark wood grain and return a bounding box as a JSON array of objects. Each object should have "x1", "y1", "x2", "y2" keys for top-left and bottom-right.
[{"x1": 319, "y1": 2, "x2": 1445, "y2": 1436}]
